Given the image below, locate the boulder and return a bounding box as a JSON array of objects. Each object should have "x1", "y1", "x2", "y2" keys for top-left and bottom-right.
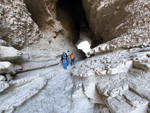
[
  {"x1": 0, "y1": 46, "x2": 22, "y2": 61},
  {"x1": 0, "y1": 62, "x2": 13, "y2": 74},
  {"x1": 0, "y1": 75, "x2": 6, "y2": 81},
  {"x1": 0, "y1": 39, "x2": 7, "y2": 46},
  {"x1": 5, "y1": 74, "x2": 13, "y2": 81},
  {"x1": 13, "y1": 65, "x2": 22, "y2": 72},
  {"x1": 133, "y1": 58, "x2": 150, "y2": 71}
]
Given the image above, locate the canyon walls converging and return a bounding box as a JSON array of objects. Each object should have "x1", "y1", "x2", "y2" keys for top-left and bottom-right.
[{"x1": 0, "y1": 0, "x2": 150, "y2": 113}]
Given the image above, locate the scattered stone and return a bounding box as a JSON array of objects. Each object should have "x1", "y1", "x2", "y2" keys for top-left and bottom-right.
[
  {"x1": 5, "y1": 74, "x2": 13, "y2": 81},
  {"x1": 133, "y1": 58, "x2": 150, "y2": 71},
  {"x1": 0, "y1": 75, "x2": 6, "y2": 81},
  {"x1": 14, "y1": 65, "x2": 22, "y2": 72},
  {"x1": 0, "y1": 62, "x2": 13, "y2": 74},
  {"x1": 0, "y1": 39, "x2": 7, "y2": 46}
]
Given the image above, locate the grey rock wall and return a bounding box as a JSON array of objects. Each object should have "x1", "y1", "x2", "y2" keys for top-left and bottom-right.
[
  {"x1": 82, "y1": 0, "x2": 150, "y2": 48},
  {"x1": 0, "y1": 0, "x2": 43, "y2": 49}
]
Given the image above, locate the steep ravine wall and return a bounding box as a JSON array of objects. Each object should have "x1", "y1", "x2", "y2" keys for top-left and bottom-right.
[
  {"x1": 82, "y1": 0, "x2": 150, "y2": 47},
  {"x1": 0, "y1": 0, "x2": 86, "y2": 112},
  {"x1": 72, "y1": 0, "x2": 150, "y2": 113}
]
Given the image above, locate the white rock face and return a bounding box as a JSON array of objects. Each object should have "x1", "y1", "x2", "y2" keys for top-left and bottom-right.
[
  {"x1": 0, "y1": 46, "x2": 22, "y2": 61},
  {"x1": 0, "y1": 75, "x2": 47, "y2": 112},
  {"x1": 0, "y1": 75, "x2": 6, "y2": 81},
  {"x1": 0, "y1": 81, "x2": 9, "y2": 93},
  {"x1": 0, "y1": 62, "x2": 13, "y2": 74},
  {"x1": 71, "y1": 46, "x2": 150, "y2": 113},
  {"x1": 0, "y1": 42, "x2": 23, "y2": 79}
]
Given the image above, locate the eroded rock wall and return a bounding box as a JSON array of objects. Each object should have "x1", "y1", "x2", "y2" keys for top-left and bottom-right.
[
  {"x1": 23, "y1": 0, "x2": 64, "y2": 39},
  {"x1": 0, "y1": 0, "x2": 44, "y2": 49},
  {"x1": 71, "y1": 0, "x2": 150, "y2": 112},
  {"x1": 82, "y1": 0, "x2": 150, "y2": 48}
]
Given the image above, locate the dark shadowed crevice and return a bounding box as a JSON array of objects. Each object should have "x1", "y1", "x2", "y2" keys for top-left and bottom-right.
[
  {"x1": 56, "y1": 0, "x2": 104, "y2": 50},
  {"x1": 23, "y1": 0, "x2": 58, "y2": 35},
  {"x1": 56, "y1": 0, "x2": 89, "y2": 43},
  {"x1": 23, "y1": 0, "x2": 101, "y2": 56},
  {"x1": 23, "y1": 0, "x2": 47, "y2": 28}
]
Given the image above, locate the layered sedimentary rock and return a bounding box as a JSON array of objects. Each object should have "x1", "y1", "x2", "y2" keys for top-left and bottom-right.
[
  {"x1": 0, "y1": 0, "x2": 43, "y2": 49},
  {"x1": 0, "y1": 0, "x2": 150, "y2": 113},
  {"x1": 0, "y1": 0, "x2": 85, "y2": 112},
  {"x1": 72, "y1": 47, "x2": 150, "y2": 113},
  {"x1": 71, "y1": 0, "x2": 150, "y2": 113},
  {"x1": 82, "y1": 0, "x2": 150, "y2": 50}
]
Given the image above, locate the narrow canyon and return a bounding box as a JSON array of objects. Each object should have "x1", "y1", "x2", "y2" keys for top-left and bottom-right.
[{"x1": 0, "y1": 0, "x2": 150, "y2": 113}]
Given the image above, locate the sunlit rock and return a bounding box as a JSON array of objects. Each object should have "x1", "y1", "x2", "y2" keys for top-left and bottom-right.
[
  {"x1": 0, "y1": 62, "x2": 13, "y2": 74},
  {"x1": 0, "y1": 46, "x2": 22, "y2": 61},
  {"x1": 0, "y1": 75, "x2": 6, "y2": 81}
]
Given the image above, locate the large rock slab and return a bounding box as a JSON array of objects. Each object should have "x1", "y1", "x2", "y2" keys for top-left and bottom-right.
[
  {"x1": 0, "y1": 76, "x2": 47, "y2": 112},
  {"x1": 72, "y1": 50, "x2": 134, "y2": 77},
  {"x1": 106, "y1": 90, "x2": 149, "y2": 113},
  {"x1": 0, "y1": 46, "x2": 22, "y2": 61}
]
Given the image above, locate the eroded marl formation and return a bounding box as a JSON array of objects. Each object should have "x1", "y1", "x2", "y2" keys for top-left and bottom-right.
[
  {"x1": 71, "y1": 0, "x2": 150, "y2": 112},
  {"x1": 0, "y1": 72, "x2": 50, "y2": 112},
  {"x1": 0, "y1": 0, "x2": 63, "y2": 49},
  {"x1": 23, "y1": 0, "x2": 64, "y2": 39},
  {"x1": 82, "y1": 0, "x2": 150, "y2": 53},
  {"x1": 0, "y1": 39, "x2": 22, "y2": 82},
  {"x1": 72, "y1": 47, "x2": 150, "y2": 112},
  {"x1": 0, "y1": 0, "x2": 82, "y2": 71},
  {"x1": 0, "y1": 1, "x2": 61, "y2": 112},
  {"x1": 0, "y1": 0, "x2": 44, "y2": 49},
  {"x1": 0, "y1": 0, "x2": 85, "y2": 112}
]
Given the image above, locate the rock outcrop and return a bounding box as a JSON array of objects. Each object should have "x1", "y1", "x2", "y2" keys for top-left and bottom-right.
[
  {"x1": 71, "y1": 0, "x2": 150, "y2": 112},
  {"x1": 1, "y1": 0, "x2": 150, "y2": 113},
  {"x1": 0, "y1": 0, "x2": 43, "y2": 49},
  {"x1": 0, "y1": 39, "x2": 23, "y2": 82},
  {"x1": 82, "y1": 0, "x2": 150, "y2": 48}
]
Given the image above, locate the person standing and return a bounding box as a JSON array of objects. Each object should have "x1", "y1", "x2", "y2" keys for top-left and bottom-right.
[
  {"x1": 70, "y1": 52, "x2": 75, "y2": 66},
  {"x1": 61, "y1": 52, "x2": 68, "y2": 69},
  {"x1": 63, "y1": 58, "x2": 67, "y2": 69},
  {"x1": 66, "y1": 50, "x2": 71, "y2": 65}
]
